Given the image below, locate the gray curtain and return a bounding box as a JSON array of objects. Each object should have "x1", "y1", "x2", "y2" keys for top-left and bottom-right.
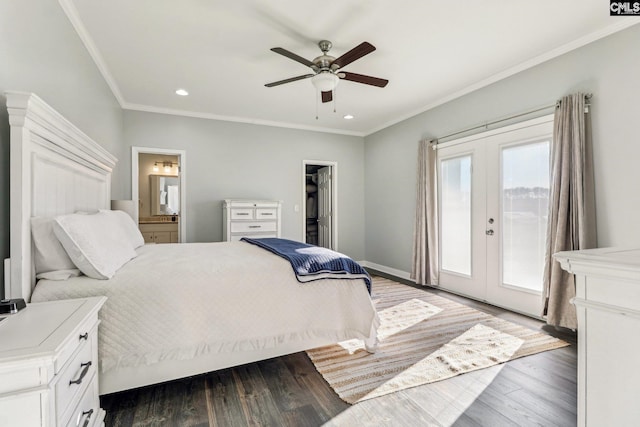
[
  {"x1": 411, "y1": 139, "x2": 439, "y2": 286},
  {"x1": 542, "y1": 93, "x2": 597, "y2": 329}
]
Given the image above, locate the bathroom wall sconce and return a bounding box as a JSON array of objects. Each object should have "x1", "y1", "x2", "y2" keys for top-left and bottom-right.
[{"x1": 153, "y1": 161, "x2": 178, "y2": 173}]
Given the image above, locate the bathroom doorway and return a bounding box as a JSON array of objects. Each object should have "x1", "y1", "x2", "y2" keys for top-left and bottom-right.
[{"x1": 132, "y1": 147, "x2": 187, "y2": 243}]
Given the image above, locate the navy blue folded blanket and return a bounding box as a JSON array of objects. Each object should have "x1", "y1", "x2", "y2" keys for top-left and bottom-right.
[{"x1": 241, "y1": 237, "x2": 371, "y2": 294}]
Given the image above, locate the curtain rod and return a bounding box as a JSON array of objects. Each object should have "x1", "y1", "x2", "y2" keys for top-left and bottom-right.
[{"x1": 431, "y1": 93, "x2": 592, "y2": 146}]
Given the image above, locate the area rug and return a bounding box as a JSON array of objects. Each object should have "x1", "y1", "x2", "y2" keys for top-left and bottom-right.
[{"x1": 306, "y1": 276, "x2": 569, "y2": 404}]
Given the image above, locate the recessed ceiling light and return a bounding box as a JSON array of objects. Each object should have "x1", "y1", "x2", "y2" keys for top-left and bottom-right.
[
  {"x1": 175, "y1": 89, "x2": 189, "y2": 96},
  {"x1": 343, "y1": 114, "x2": 354, "y2": 120}
]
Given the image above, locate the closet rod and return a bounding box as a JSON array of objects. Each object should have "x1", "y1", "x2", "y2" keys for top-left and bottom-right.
[{"x1": 431, "y1": 93, "x2": 592, "y2": 147}]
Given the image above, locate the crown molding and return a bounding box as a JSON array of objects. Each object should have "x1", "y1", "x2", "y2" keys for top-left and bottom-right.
[
  {"x1": 58, "y1": 0, "x2": 126, "y2": 106},
  {"x1": 364, "y1": 20, "x2": 640, "y2": 136}
]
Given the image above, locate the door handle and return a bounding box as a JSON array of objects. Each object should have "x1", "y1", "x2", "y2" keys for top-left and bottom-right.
[{"x1": 486, "y1": 229, "x2": 494, "y2": 236}]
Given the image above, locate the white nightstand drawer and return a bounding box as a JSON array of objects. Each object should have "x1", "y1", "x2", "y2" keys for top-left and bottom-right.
[
  {"x1": 0, "y1": 297, "x2": 106, "y2": 427},
  {"x1": 231, "y1": 221, "x2": 277, "y2": 233},
  {"x1": 231, "y1": 208, "x2": 254, "y2": 219},
  {"x1": 65, "y1": 376, "x2": 103, "y2": 427},
  {"x1": 56, "y1": 326, "x2": 97, "y2": 422},
  {"x1": 255, "y1": 208, "x2": 278, "y2": 219}
]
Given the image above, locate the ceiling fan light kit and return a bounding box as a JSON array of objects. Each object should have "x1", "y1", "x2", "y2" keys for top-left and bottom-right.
[
  {"x1": 266, "y1": 40, "x2": 388, "y2": 113},
  {"x1": 311, "y1": 72, "x2": 339, "y2": 92}
]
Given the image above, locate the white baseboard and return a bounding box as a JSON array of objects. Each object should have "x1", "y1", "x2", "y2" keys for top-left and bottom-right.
[{"x1": 359, "y1": 261, "x2": 412, "y2": 281}]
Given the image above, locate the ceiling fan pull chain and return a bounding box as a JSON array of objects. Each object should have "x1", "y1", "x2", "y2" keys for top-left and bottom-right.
[
  {"x1": 333, "y1": 87, "x2": 337, "y2": 113},
  {"x1": 315, "y1": 90, "x2": 319, "y2": 120}
]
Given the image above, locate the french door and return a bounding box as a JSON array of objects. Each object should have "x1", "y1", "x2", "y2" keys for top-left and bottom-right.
[{"x1": 437, "y1": 115, "x2": 553, "y2": 317}]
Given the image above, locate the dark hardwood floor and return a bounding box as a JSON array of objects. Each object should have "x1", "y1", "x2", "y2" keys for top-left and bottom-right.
[{"x1": 101, "y1": 278, "x2": 577, "y2": 427}]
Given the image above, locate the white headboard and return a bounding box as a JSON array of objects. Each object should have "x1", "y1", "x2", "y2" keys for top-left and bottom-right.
[{"x1": 6, "y1": 92, "x2": 117, "y2": 301}]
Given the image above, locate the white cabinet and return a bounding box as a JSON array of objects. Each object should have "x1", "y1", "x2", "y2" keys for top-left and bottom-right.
[
  {"x1": 223, "y1": 200, "x2": 281, "y2": 241},
  {"x1": 0, "y1": 297, "x2": 106, "y2": 427},
  {"x1": 555, "y1": 247, "x2": 640, "y2": 427}
]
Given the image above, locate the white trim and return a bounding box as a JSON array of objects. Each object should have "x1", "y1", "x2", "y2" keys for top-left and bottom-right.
[
  {"x1": 58, "y1": 0, "x2": 126, "y2": 106},
  {"x1": 435, "y1": 114, "x2": 555, "y2": 150},
  {"x1": 302, "y1": 160, "x2": 338, "y2": 251},
  {"x1": 124, "y1": 104, "x2": 365, "y2": 137},
  {"x1": 132, "y1": 147, "x2": 187, "y2": 243},
  {"x1": 359, "y1": 261, "x2": 411, "y2": 281},
  {"x1": 59, "y1": 0, "x2": 638, "y2": 137},
  {"x1": 366, "y1": 21, "x2": 640, "y2": 135}
]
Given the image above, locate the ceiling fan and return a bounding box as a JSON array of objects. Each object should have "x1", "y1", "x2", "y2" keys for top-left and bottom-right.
[{"x1": 265, "y1": 40, "x2": 389, "y2": 103}]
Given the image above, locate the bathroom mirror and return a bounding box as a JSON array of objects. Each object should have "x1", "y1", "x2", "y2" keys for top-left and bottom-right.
[{"x1": 150, "y1": 175, "x2": 180, "y2": 215}]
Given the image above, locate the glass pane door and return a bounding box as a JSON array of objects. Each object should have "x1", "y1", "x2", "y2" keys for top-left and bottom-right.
[
  {"x1": 501, "y1": 141, "x2": 550, "y2": 292},
  {"x1": 440, "y1": 155, "x2": 472, "y2": 276},
  {"x1": 437, "y1": 114, "x2": 553, "y2": 317}
]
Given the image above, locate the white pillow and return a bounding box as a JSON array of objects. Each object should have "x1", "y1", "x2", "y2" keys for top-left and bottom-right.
[
  {"x1": 36, "y1": 268, "x2": 82, "y2": 281},
  {"x1": 53, "y1": 211, "x2": 138, "y2": 279},
  {"x1": 31, "y1": 217, "x2": 78, "y2": 274},
  {"x1": 99, "y1": 209, "x2": 145, "y2": 249}
]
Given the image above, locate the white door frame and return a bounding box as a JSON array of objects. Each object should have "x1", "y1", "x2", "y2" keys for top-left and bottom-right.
[
  {"x1": 302, "y1": 160, "x2": 338, "y2": 250},
  {"x1": 132, "y1": 146, "x2": 187, "y2": 243}
]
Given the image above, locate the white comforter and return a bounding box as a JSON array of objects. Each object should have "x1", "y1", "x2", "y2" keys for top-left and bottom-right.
[{"x1": 31, "y1": 242, "x2": 378, "y2": 373}]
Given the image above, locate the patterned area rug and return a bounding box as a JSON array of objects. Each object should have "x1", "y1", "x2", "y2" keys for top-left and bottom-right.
[{"x1": 306, "y1": 277, "x2": 569, "y2": 404}]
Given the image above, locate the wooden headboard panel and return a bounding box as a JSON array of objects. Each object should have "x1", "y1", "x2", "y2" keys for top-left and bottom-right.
[{"x1": 6, "y1": 92, "x2": 117, "y2": 301}]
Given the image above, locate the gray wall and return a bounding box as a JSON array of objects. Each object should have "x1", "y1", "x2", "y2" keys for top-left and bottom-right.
[
  {"x1": 123, "y1": 111, "x2": 366, "y2": 259},
  {"x1": 0, "y1": 1, "x2": 124, "y2": 295},
  {"x1": 1, "y1": 0, "x2": 638, "y2": 290},
  {"x1": 364, "y1": 24, "x2": 640, "y2": 274}
]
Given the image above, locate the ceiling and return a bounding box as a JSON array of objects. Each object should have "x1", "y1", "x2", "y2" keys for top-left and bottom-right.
[{"x1": 61, "y1": 0, "x2": 637, "y2": 136}]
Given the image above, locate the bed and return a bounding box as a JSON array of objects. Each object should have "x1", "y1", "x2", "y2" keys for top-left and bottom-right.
[{"x1": 5, "y1": 91, "x2": 379, "y2": 395}]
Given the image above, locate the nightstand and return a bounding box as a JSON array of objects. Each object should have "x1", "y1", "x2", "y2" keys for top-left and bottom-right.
[{"x1": 0, "y1": 297, "x2": 106, "y2": 426}]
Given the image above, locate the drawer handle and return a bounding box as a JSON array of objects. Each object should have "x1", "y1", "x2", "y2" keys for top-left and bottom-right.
[
  {"x1": 260, "y1": 213, "x2": 273, "y2": 216},
  {"x1": 79, "y1": 332, "x2": 89, "y2": 341},
  {"x1": 69, "y1": 361, "x2": 92, "y2": 386},
  {"x1": 80, "y1": 409, "x2": 94, "y2": 427},
  {"x1": 236, "y1": 213, "x2": 250, "y2": 216},
  {"x1": 248, "y1": 225, "x2": 262, "y2": 228}
]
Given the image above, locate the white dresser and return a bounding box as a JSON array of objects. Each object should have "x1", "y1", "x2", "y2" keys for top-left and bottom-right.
[
  {"x1": 223, "y1": 199, "x2": 282, "y2": 241},
  {"x1": 0, "y1": 297, "x2": 106, "y2": 427},
  {"x1": 555, "y1": 247, "x2": 640, "y2": 427}
]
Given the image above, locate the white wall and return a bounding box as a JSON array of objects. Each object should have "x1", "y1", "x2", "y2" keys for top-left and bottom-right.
[
  {"x1": 364, "y1": 24, "x2": 640, "y2": 274},
  {"x1": 123, "y1": 111, "x2": 366, "y2": 260},
  {"x1": 0, "y1": 0, "x2": 124, "y2": 296}
]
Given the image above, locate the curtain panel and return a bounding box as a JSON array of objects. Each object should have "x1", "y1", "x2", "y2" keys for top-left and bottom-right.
[
  {"x1": 542, "y1": 93, "x2": 597, "y2": 329},
  {"x1": 411, "y1": 139, "x2": 439, "y2": 286}
]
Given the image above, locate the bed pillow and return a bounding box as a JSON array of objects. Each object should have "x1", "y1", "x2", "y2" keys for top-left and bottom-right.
[
  {"x1": 53, "y1": 211, "x2": 138, "y2": 279},
  {"x1": 31, "y1": 216, "x2": 78, "y2": 275},
  {"x1": 36, "y1": 268, "x2": 82, "y2": 281},
  {"x1": 100, "y1": 209, "x2": 145, "y2": 249}
]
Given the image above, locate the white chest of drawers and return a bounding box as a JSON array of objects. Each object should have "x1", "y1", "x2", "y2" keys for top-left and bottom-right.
[
  {"x1": 555, "y1": 247, "x2": 640, "y2": 427},
  {"x1": 223, "y1": 199, "x2": 282, "y2": 241},
  {"x1": 0, "y1": 297, "x2": 106, "y2": 427}
]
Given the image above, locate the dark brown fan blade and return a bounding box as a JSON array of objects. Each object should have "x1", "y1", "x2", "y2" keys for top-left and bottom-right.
[
  {"x1": 265, "y1": 74, "x2": 314, "y2": 87},
  {"x1": 321, "y1": 91, "x2": 333, "y2": 103},
  {"x1": 340, "y1": 72, "x2": 388, "y2": 87},
  {"x1": 271, "y1": 47, "x2": 316, "y2": 68},
  {"x1": 332, "y1": 42, "x2": 376, "y2": 69}
]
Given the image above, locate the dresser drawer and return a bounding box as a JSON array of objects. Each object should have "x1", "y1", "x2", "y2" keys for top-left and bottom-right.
[
  {"x1": 56, "y1": 325, "x2": 98, "y2": 424},
  {"x1": 65, "y1": 374, "x2": 103, "y2": 427},
  {"x1": 255, "y1": 208, "x2": 278, "y2": 219},
  {"x1": 231, "y1": 208, "x2": 254, "y2": 219},
  {"x1": 230, "y1": 233, "x2": 277, "y2": 241},
  {"x1": 231, "y1": 221, "x2": 277, "y2": 233},
  {"x1": 55, "y1": 316, "x2": 99, "y2": 375}
]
